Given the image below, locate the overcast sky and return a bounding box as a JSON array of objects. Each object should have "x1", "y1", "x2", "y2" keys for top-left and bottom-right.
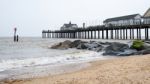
[{"x1": 0, "y1": 0, "x2": 149, "y2": 37}]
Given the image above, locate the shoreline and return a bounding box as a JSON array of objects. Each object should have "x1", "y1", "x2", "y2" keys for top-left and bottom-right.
[{"x1": 2, "y1": 54, "x2": 150, "y2": 84}]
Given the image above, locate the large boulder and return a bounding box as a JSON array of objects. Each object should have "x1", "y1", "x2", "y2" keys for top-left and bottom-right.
[
  {"x1": 76, "y1": 43, "x2": 88, "y2": 49},
  {"x1": 98, "y1": 41, "x2": 111, "y2": 45},
  {"x1": 116, "y1": 49, "x2": 137, "y2": 56},
  {"x1": 70, "y1": 40, "x2": 83, "y2": 48},
  {"x1": 85, "y1": 42, "x2": 103, "y2": 51},
  {"x1": 51, "y1": 40, "x2": 72, "y2": 49},
  {"x1": 143, "y1": 43, "x2": 150, "y2": 49},
  {"x1": 103, "y1": 42, "x2": 129, "y2": 56},
  {"x1": 76, "y1": 41, "x2": 104, "y2": 52},
  {"x1": 135, "y1": 48, "x2": 150, "y2": 55}
]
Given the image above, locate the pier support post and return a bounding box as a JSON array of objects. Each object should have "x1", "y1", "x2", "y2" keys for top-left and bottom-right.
[
  {"x1": 88, "y1": 31, "x2": 90, "y2": 39},
  {"x1": 81, "y1": 32, "x2": 83, "y2": 39},
  {"x1": 47, "y1": 30, "x2": 50, "y2": 38},
  {"x1": 126, "y1": 28, "x2": 128, "y2": 39},
  {"x1": 117, "y1": 29, "x2": 119, "y2": 39},
  {"x1": 132, "y1": 28, "x2": 134, "y2": 39},
  {"x1": 98, "y1": 30, "x2": 100, "y2": 39},
  {"x1": 102, "y1": 29, "x2": 104, "y2": 39},
  {"x1": 145, "y1": 28, "x2": 149, "y2": 40},
  {"x1": 91, "y1": 31, "x2": 93, "y2": 39},
  {"x1": 130, "y1": 28, "x2": 132, "y2": 39},
  {"x1": 123, "y1": 29, "x2": 125, "y2": 40},
  {"x1": 106, "y1": 29, "x2": 108, "y2": 39},
  {"x1": 85, "y1": 31, "x2": 87, "y2": 39},
  {"x1": 111, "y1": 29, "x2": 113, "y2": 39},
  {"x1": 120, "y1": 29, "x2": 122, "y2": 40},
  {"x1": 115, "y1": 29, "x2": 116, "y2": 39},
  {"x1": 139, "y1": 27, "x2": 141, "y2": 40},
  {"x1": 78, "y1": 32, "x2": 80, "y2": 38},
  {"x1": 94, "y1": 31, "x2": 96, "y2": 39}
]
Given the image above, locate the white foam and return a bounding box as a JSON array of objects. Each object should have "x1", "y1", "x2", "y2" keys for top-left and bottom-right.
[{"x1": 0, "y1": 50, "x2": 104, "y2": 72}]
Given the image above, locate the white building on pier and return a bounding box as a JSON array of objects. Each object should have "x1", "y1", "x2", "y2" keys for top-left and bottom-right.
[
  {"x1": 60, "y1": 22, "x2": 78, "y2": 30},
  {"x1": 143, "y1": 8, "x2": 150, "y2": 24},
  {"x1": 103, "y1": 14, "x2": 142, "y2": 27}
]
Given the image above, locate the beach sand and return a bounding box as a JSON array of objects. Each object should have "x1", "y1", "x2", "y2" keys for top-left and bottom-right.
[{"x1": 3, "y1": 54, "x2": 150, "y2": 84}]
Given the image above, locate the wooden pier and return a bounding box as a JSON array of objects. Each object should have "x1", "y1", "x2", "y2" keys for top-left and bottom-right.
[{"x1": 42, "y1": 24, "x2": 150, "y2": 40}]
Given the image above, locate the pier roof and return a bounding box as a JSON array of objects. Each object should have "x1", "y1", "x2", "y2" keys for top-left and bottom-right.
[{"x1": 143, "y1": 8, "x2": 150, "y2": 18}]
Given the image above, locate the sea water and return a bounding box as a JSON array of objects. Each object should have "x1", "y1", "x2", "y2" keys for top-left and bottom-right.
[{"x1": 0, "y1": 37, "x2": 122, "y2": 80}]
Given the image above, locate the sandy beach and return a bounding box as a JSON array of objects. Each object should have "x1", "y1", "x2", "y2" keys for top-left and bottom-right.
[{"x1": 2, "y1": 54, "x2": 150, "y2": 84}]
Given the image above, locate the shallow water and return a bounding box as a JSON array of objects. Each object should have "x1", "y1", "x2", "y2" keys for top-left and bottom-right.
[{"x1": 0, "y1": 37, "x2": 122, "y2": 80}]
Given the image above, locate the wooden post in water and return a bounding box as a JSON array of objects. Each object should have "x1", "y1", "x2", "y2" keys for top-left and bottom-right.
[{"x1": 14, "y1": 28, "x2": 17, "y2": 42}]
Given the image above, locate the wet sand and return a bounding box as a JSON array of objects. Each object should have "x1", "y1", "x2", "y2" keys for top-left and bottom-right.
[{"x1": 2, "y1": 54, "x2": 150, "y2": 84}]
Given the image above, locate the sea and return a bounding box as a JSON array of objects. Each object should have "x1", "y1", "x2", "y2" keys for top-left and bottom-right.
[{"x1": 0, "y1": 37, "x2": 127, "y2": 80}]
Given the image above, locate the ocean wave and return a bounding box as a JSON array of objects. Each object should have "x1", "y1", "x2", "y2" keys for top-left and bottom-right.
[{"x1": 0, "y1": 51, "x2": 103, "y2": 72}]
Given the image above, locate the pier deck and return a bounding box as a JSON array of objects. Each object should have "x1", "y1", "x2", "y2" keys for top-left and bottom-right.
[{"x1": 42, "y1": 24, "x2": 150, "y2": 40}]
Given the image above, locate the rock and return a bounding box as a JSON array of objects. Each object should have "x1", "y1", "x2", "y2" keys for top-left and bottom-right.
[
  {"x1": 85, "y1": 42, "x2": 100, "y2": 50},
  {"x1": 93, "y1": 46, "x2": 104, "y2": 52},
  {"x1": 50, "y1": 40, "x2": 150, "y2": 56},
  {"x1": 76, "y1": 43, "x2": 88, "y2": 49},
  {"x1": 103, "y1": 42, "x2": 129, "y2": 56},
  {"x1": 51, "y1": 40, "x2": 72, "y2": 49},
  {"x1": 76, "y1": 41, "x2": 104, "y2": 51},
  {"x1": 136, "y1": 48, "x2": 150, "y2": 55},
  {"x1": 98, "y1": 42, "x2": 111, "y2": 45},
  {"x1": 85, "y1": 42, "x2": 103, "y2": 51},
  {"x1": 117, "y1": 49, "x2": 137, "y2": 56},
  {"x1": 70, "y1": 40, "x2": 83, "y2": 48},
  {"x1": 50, "y1": 43, "x2": 62, "y2": 49},
  {"x1": 144, "y1": 41, "x2": 150, "y2": 44},
  {"x1": 143, "y1": 43, "x2": 150, "y2": 49}
]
